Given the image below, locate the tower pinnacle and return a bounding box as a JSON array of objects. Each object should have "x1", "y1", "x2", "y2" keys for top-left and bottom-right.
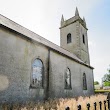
[
  {"x1": 83, "y1": 17, "x2": 86, "y2": 26},
  {"x1": 75, "y1": 7, "x2": 79, "y2": 16},
  {"x1": 83, "y1": 17, "x2": 86, "y2": 22},
  {"x1": 61, "y1": 14, "x2": 64, "y2": 22}
]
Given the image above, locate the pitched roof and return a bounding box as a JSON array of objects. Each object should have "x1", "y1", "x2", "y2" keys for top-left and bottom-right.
[{"x1": 0, "y1": 14, "x2": 93, "y2": 69}]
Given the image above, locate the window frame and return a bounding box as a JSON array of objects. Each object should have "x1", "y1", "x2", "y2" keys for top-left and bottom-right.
[
  {"x1": 82, "y1": 34, "x2": 85, "y2": 44},
  {"x1": 83, "y1": 73, "x2": 87, "y2": 90},
  {"x1": 30, "y1": 58, "x2": 44, "y2": 89},
  {"x1": 67, "y1": 33, "x2": 72, "y2": 44},
  {"x1": 65, "y1": 68, "x2": 72, "y2": 90}
]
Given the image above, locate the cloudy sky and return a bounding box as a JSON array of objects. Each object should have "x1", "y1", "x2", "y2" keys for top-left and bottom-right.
[{"x1": 0, "y1": 0, "x2": 110, "y2": 84}]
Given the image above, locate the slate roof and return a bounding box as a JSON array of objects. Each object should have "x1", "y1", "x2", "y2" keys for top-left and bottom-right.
[{"x1": 0, "y1": 14, "x2": 93, "y2": 69}]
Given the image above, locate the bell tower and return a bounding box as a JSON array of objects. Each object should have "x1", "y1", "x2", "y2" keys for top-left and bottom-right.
[{"x1": 60, "y1": 7, "x2": 90, "y2": 65}]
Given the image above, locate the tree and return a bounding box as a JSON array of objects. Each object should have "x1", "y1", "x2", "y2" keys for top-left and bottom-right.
[
  {"x1": 103, "y1": 81, "x2": 110, "y2": 86},
  {"x1": 102, "y1": 65, "x2": 110, "y2": 82},
  {"x1": 102, "y1": 74, "x2": 110, "y2": 82},
  {"x1": 102, "y1": 65, "x2": 110, "y2": 86},
  {"x1": 94, "y1": 81, "x2": 99, "y2": 85}
]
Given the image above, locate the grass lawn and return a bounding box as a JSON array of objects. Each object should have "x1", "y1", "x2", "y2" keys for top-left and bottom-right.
[{"x1": 95, "y1": 89, "x2": 110, "y2": 93}]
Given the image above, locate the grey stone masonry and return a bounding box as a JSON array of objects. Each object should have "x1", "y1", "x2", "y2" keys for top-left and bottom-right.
[{"x1": 60, "y1": 8, "x2": 90, "y2": 65}]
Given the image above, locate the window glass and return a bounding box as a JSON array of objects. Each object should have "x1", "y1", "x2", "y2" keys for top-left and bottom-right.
[
  {"x1": 83, "y1": 73, "x2": 87, "y2": 90},
  {"x1": 65, "y1": 68, "x2": 71, "y2": 89},
  {"x1": 83, "y1": 34, "x2": 85, "y2": 44},
  {"x1": 32, "y1": 59, "x2": 43, "y2": 88},
  {"x1": 67, "y1": 33, "x2": 71, "y2": 43}
]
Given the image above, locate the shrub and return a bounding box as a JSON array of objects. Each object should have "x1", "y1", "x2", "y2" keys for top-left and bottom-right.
[{"x1": 1, "y1": 94, "x2": 107, "y2": 110}]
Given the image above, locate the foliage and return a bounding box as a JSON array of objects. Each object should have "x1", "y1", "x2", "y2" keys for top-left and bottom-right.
[
  {"x1": 102, "y1": 74, "x2": 110, "y2": 82},
  {"x1": 94, "y1": 81, "x2": 99, "y2": 85},
  {"x1": 103, "y1": 81, "x2": 110, "y2": 86},
  {"x1": 102, "y1": 65, "x2": 110, "y2": 86},
  {"x1": 1, "y1": 95, "x2": 107, "y2": 110},
  {"x1": 95, "y1": 89, "x2": 110, "y2": 93}
]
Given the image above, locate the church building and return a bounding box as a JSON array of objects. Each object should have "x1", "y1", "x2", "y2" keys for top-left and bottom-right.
[{"x1": 0, "y1": 8, "x2": 94, "y2": 103}]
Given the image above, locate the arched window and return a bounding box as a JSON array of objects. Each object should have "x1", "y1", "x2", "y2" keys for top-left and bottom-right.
[
  {"x1": 31, "y1": 58, "x2": 43, "y2": 88},
  {"x1": 67, "y1": 33, "x2": 71, "y2": 44},
  {"x1": 83, "y1": 73, "x2": 87, "y2": 90},
  {"x1": 82, "y1": 34, "x2": 85, "y2": 44},
  {"x1": 65, "y1": 68, "x2": 71, "y2": 89}
]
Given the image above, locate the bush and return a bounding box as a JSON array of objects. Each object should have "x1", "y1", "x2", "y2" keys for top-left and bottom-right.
[
  {"x1": 103, "y1": 81, "x2": 110, "y2": 86},
  {"x1": 1, "y1": 94, "x2": 107, "y2": 110}
]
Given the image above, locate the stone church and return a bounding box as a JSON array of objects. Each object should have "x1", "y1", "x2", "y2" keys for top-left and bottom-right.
[{"x1": 0, "y1": 8, "x2": 94, "y2": 103}]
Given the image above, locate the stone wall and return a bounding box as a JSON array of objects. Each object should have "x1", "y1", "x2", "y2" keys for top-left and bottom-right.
[
  {"x1": 0, "y1": 26, "x2": 49, "y2": 103},
  {"x1": 60, "y1": 18, "x2": 90, "y2": 65},
  {"x1": 49, "y1": 50, "x2": 94, "y2": 98}
]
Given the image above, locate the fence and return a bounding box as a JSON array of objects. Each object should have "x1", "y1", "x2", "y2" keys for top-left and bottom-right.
[{"x1": 65, "y1": 99, "x2": 110, "y2": 110}]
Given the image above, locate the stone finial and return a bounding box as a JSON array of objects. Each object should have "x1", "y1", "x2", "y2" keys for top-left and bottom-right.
[
  {"x1": 83, "y1": 17, "x2": 86, "y2": 22},
  {"x1": 75, "y1": 7, "x2": 79, "y2": 16},
  {"x1": 61, "y1": 14, "x2": 64, "y2": 22},
  {"x1": 83, "y1": 17, "x2": 86, "y2": 26}
]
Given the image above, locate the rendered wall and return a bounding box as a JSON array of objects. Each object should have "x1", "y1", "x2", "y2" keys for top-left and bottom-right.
[
  {"x1": 0, "y1": 26, "x2": 49, "y2": 103},
  {"x1": 49, "y1": 50, "x2": 94, "y2": 98},
  {"x1": 0, "y1": 25, "x2": 94, "y2": 103}
]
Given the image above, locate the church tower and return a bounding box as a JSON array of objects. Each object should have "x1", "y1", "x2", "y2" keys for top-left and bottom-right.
[{"x1": 60, "y1": 7, "x2": 90, "y2": 65}]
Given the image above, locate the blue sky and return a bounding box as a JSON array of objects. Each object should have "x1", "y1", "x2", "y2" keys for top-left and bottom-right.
[
  {"x1": 0, "y1": 0, "x2": 110, "y2": 84},
  {"x1": 87, "y1": 0, "x2": 110, "y2": 84}
]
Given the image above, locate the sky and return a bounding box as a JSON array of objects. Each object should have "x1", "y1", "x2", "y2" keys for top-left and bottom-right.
[{"x1": 0, "y1": 0, "x2": 110, "y2": 84}]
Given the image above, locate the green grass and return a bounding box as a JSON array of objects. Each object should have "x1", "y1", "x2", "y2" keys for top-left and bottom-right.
[{"x1": 95, "y1": 89, "x2": 110, "y2": 93}]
